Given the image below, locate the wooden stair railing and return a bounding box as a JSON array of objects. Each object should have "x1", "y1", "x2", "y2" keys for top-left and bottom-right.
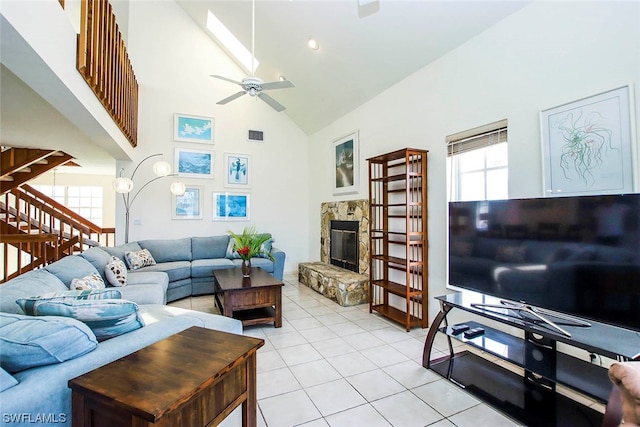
[{"x1": 1, "y1": 186, "x2": 115, "y2": 282}]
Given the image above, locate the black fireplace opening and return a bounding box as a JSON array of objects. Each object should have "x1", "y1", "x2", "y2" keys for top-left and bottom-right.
[{"x1": 330, "y1": 220, "x2": 359, "y2": 273}]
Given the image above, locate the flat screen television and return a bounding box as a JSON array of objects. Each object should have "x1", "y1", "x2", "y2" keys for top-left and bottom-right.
[{"x1": 448, "y1": 193, "x2": 640, "y2": 332}]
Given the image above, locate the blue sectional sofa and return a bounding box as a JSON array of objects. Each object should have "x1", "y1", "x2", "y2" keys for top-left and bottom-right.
[
  {"x1": 0, "y1": 233, "x2": 285, "y2": 427},
  {"x1": 101, "y1": 234, "x2": 286, "y2": 302}
]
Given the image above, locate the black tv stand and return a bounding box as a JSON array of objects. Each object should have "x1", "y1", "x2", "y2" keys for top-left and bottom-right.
[
  {"x1": 471, "y1": 299, "x2": 591, "y2": 337},
  {"x1": 423, "y1": 291, "x2": 640, "y2": 426}
]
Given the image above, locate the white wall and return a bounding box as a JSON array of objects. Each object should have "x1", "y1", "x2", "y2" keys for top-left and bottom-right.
[
  {"x1": 308, "y1": 1, "x2": 640, "y2": 323},
  {"x1": 118, "y1": 1, "x2": 309, "y2": 274}
]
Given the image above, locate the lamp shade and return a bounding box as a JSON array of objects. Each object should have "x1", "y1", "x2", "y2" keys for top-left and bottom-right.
[
  {"x1": 152, "y1": 160, "x2": 172, "y2": 177},
  {"x1": 113, "y1": 177, "x2": 134, "y2": 193},
  {"x1": 170, "y1": 181, "x2": 186, "y2": 196}
]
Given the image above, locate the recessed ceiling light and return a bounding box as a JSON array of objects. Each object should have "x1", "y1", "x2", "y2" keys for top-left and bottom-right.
[
  {"x1": 279, "y1": 75, "x2": 287, "y2": 81},
  {"x1": 307, "y1": 38, "x2": 319, "y2": 51}
]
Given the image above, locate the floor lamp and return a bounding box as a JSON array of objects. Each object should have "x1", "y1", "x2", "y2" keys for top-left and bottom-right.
[{"x1": 113, "y1": 153, "x2": 185, "y2": 243}]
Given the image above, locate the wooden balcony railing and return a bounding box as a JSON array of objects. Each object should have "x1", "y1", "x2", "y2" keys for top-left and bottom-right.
[{"x1": 76, "y1": 0, "x2": 138, "y2": 147}]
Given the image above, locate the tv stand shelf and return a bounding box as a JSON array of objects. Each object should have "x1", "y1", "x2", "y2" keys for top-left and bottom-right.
[{"x1": 423, "y1": 291, "x2": 640, "y2": 426}]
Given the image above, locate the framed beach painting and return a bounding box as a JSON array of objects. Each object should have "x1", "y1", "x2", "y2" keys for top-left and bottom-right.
[
  {"x1": 174, "y1": 113, "x2": 214, "y2": 144},
  {"x1": 224, "y1": 153, "x2": 251, "y2": 188},
  {"x1": 175, "y1": 148, "x2": 215, "y2": 179},
  {"x1": 213, "y1": 192, "x2": 250, "y2": 221},
  {"x1": 333, "y1": 130, "x2": 359, "y2": 195},
  {"x1": 540, "y1": 85, "x2": 635, "y2": 197},
  {"x1": 172, "y1": 185, "x2": 203, "y2": 220}
]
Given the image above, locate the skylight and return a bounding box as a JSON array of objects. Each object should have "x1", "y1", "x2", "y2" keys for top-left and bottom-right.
[{"x1": 206, "y1": 10, "x2": 259, "y2": 75}]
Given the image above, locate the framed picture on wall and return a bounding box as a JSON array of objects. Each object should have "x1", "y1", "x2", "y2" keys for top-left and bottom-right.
[
  {"x1": 212, "y1": 192, "x2": 250, "y2": 221},
  {"x1": 172, "y1": 185, "x2": 203, "y2": 220},
  {"x1": 540, "y1": 85, "x2": 635, "y2": 197},
  {"x1": 174, "y1": 148, "x2": 215, "y2": 179},
  {"x1": 333, "y1": 130, "x2": 359, "y2": 195},
  {"x1": 224, "y1": 153, "x2": 251, "y2": 188},
  {"x1": 174, "y1": 113, "x2": 214, "y2": 144}
]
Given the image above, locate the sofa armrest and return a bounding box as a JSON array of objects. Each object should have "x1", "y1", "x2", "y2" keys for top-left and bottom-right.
[{"x1": 271, "y1": 247, "x2": 286, "y2": 280}]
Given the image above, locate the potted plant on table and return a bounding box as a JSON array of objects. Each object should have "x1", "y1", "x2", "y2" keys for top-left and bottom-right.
[{"x1": 228, "y1": 225, "x2": 274, "y2": 277}]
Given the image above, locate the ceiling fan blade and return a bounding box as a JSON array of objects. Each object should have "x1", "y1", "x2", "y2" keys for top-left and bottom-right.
[
  {"x1": 210, "y1": 75, "x2": 243, "y2": 86},
  {"x1": 217, "y1": 91, "x2": 246, "y2": 105},
  {"x1": 261, "y1": 80, "x2": 295, "y2": 91},
  {"x1": 257, "y1": 92, "x2": 286, "y2": 112}
]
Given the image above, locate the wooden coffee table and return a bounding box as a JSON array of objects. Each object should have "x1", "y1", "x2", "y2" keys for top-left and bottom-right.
[
  {"x1": 214, "y1": 267, "x2": 284, "y2": 328},
  {"x1": 68, "y1": 327, "x2": 264, "y2": 427}
]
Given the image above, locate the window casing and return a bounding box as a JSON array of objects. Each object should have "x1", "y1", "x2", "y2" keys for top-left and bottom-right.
[
  {"x1": 447, "y1": 120, "x2": 508, "y2": 202},
  {"x1": 32, "y1": 185, "x2": 103, "y2": 226}
]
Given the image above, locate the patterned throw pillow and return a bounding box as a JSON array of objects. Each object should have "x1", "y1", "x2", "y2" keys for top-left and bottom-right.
[
  {"x1": 124, "y1": 249, "x2": 156, "y2": 270},
  {"x1": 225, "y1": 239, "x2": 241, "y2": 259},
  {"x1": 70, "y1": 273, "x2": 106, "y2": 291},
  {"x1": 16, "y1": 289, "x2": 122, "y2": 315},
  {"x1": 18, "y1": 299, "x2": 144, "y2": 342},
  {"x1": 257, "y1": 238, "x2": 274, "y2": 259},
  {"x1": 105, "y1": 256, "x2": 128, "y2": 287}
]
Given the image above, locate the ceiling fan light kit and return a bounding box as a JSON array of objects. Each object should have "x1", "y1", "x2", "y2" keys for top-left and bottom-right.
[{"x1": 211, "y1": 0, "x2": 294, "y2": 112}]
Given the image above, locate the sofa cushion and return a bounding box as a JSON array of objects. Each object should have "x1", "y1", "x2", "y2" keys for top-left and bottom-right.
[
  {"x1": 105, "y1": 256, "x2": 128, "y2": 286},
  {"x1": 257, "y1": 236, "x2": 274, "y2": 259},
  {"x1": 16, "y1": 288, "x2": 123, "y2": 314},
  {"x1": 21, "y1": 299, "x2": 145, "y2": 342},
  {"x1": 79, "y1": 247, "x2": 113, "y2": 282},
  {"x1": 0, "y1": 367, "x2": 18, "y2": 392},
  {"x1": 44, "y1": 255, "x2": 99, "y2": 287},
  {"x1": 0, "y1": 312, "x2": 97, "y2": 373},
  {"x1": 191, "y1": 258, "x2": 235, "y2": 277},
  {"x1": 134, "y1": 261, "x2": 191, "y2": 282},
  {"x1": 192, "y1": 236, "x2": 229, "y2": 259},
  {"x1": 125, "y1": 249, "x2": 156, "y2": 270},
  {"x1": 0, "y1": 270, "x2": 67, "y2": 314},
  {"x1": 139, "y1": 238, "x2": 192, "y2": 262},
  {"x1": 102, "y1": 242, "x2": 143, "y2": 264},
  {"x1": 70, "y1": 273, "x2": 106, "y2": 290}
]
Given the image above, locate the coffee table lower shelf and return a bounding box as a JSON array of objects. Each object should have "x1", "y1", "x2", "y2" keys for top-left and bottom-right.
[
  {"x1": 233, "y1": 307, "x2": 276, "y2": 327},
  {"x1": 429, "y1": 351, "x2": 604, "y2": 426}
]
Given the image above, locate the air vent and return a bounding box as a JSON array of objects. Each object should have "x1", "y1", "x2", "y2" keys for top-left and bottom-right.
[{"x1": 248, "y1": 130, "x2": 264, "y2": 142}]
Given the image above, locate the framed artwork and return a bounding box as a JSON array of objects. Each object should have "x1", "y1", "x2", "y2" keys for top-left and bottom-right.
[
  {"x1": 333, "y1": 130, "x2": 359, "y2": 195},
  {"x1": 540, "y1": 85, "x2": 635, "y2": 197},
  {"x1": 175, "y1": 148, "x2": 215, "y2": 179},
  {"x1": 224, "y1": 153, "x2": 251, "y2": 188},
  {"x1": 172, "y1": 185, "x2": 203, "y2": 220},
  {"x1": 174, "y1": 113, "x2": 214, "y2": 144},
  {"x1": 213, "y1": 192, "x2": 250, "y2": 221}
]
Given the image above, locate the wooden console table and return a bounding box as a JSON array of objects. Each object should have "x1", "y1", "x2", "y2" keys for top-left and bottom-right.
[{"x1": 69, "y1": 327, "x2": 264, "y2": 427}]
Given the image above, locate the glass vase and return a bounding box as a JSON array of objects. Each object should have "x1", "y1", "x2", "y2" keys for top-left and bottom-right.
[{"x1": 241, "y1": 258, "x2": 252, "y2": 277}]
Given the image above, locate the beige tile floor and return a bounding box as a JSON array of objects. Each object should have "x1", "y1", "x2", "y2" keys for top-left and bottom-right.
[{"x1": 169, "y1": 273, "x2": 604, "y2": 427}]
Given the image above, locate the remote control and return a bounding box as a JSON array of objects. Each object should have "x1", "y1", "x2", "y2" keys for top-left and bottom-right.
[
  {"x1": 464, "y1": 327, "x2": 485, "y2": 338},
  {"x1": 451, "y1": 324, "x2": 470, "y2": 334}
]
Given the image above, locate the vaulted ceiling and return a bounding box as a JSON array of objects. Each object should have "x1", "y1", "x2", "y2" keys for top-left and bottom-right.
[{"x1": 1, "y1": 1, "x2": 531, "y2": 174}]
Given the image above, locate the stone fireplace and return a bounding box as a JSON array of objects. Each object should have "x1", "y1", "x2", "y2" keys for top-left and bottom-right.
[
  {"x1": 320, "y1": 199, "x2": 369, "y2": 275},
  {"x1": 298, "y1": 199, "x2": 369, "y2": 306}
]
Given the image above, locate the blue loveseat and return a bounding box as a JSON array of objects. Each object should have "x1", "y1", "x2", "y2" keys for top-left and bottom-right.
[{"x1": 0, "y1": 233, "x2": 285, "y2": 427}]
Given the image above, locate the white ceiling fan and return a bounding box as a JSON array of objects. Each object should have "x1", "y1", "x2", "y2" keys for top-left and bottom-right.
[{"x1": 211, "y1": 0, "x2": 294, "y2": 112}]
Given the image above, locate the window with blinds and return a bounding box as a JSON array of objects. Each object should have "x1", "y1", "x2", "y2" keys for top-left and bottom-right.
[{"x1": 446, "y1": 120, "x2": 508, "y2": 201}]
